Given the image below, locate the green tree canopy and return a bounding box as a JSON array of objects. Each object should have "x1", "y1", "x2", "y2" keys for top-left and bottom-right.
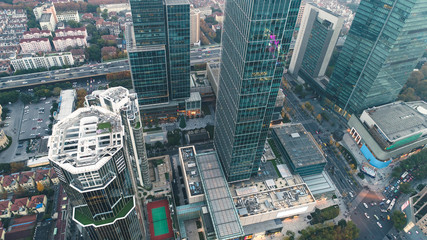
[{"x1": 391, "y1": 211, "x2": 407, "y2": 231}]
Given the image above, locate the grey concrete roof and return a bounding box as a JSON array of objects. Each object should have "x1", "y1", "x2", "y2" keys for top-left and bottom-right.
[
  {"x1": 272, "y1": 124, "x2": 326, "y2": 168},
  {"x1": 364, "y1": 101, "x2": 427, "y2": 141}
]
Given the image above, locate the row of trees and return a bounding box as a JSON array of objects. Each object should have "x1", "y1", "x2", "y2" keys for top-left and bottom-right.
[
  {"x1": 297, "y1": 220, "x2": 359, "y2": 240},
  {"x1": 391, "y1": 148, "x2": 427, "y2": 181},
  {"x1": 398, "y1": 63, "x2": 427, "y2": 102}
]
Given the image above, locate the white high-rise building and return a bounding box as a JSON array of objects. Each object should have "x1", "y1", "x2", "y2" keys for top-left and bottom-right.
[
  {"x1": 190, "y1": 9, "x2": 200, "y2": 46},
  {"x1": 85, "y1": 87, "x2": 151, "y2": 189},
  {"x1": 48, "y1": 107, "x2": 145, "y2": 239}
]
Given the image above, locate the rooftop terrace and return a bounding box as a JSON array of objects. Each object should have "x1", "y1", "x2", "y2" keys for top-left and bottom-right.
[
  {"x1": 48, "y1": 107, "x2": 123, "y2": 173},
  {"x1": 179, "y1": 146, "x2": 203, "y2": 197}
]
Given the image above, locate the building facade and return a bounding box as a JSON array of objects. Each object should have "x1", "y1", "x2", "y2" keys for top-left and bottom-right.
[
  {"x1": 214, "y1": 0, "x2": 301, "y2": 182},
  {"x1": 22, "y1": 29, "x2": 52, "y2": 39},
  {"x1": 48, "y1": 107, "x2": 144, "y2": 240},
  {"x1": 11, "y1": 52, "x2": 74, "y2": 71},
  {"x1": 55, "y1": 27, "x2": 87, "y2": 38},
  {"x1": 19, "y1": 38, "x2": 52, "y2": 54},
  {"x1": 190, "y1": 9, "x2": 200, "y2": 46},
  {"x1": 326, "y1": 0, "x2": 427, "y2": 115},
  {"x1": 128, "y1": 0, "x2": 190, "y2": 106},
  {"x1": 53, "y1": 36, "x2": 87, "y2": 51},
  {"x1": 40, "y1": 13, "x2": 56, "y2": 32},
  {"x1": 57, "y1": 11, "x2": 80, "y2": 22},
  {"x1": 289, "y1": 3, "x2": 343, "y2": 78},
  {"x1": 85, "y1": 87, "x2": 151, "y2": 189}
]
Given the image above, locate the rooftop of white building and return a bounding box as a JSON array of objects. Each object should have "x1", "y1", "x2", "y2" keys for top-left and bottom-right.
[{"x1": 48, "y1": 106, "x2": 123, "y2": 174}]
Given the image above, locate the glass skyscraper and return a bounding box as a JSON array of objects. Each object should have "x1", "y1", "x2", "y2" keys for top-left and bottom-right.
[
  {"x1": 214, "y1": 0, "x2": 301, "y2": 182},
  {"x1": 326, "y1": 0, "x2": 427, "y2": 115},
  {"x1": 128, "y1": 0, "x2": 190, "y2": 106}
]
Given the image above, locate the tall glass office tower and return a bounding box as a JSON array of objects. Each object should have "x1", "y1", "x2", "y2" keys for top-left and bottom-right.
[
  {"x1": 326, "y1": 0, "x2": 427, "y2": 115},
  {"x1": 128, "y1": 0, "x2": 190, "y2": 106},
  {"x1": 214, "y1": 0, "x2": 301, "y2": 182}
]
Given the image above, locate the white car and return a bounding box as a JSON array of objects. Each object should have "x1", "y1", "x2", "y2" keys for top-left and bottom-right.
[
  {"x1": 374, "y1": 215, "x2": 379, "y2": 220},
  {"x1": 365, "y1": 213, "x2": 370, "y2": 219},
  {"x1": 377, "y1": 222, "x2": 382, "y2": 228},
  {"x1": 363, "y1": 203, "x2": 368, "y2": 208}
]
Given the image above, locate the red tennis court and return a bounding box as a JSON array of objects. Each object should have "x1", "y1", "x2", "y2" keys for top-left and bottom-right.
[{"x1": 147, "y1": 199, "x2": 174, "y2": 240}]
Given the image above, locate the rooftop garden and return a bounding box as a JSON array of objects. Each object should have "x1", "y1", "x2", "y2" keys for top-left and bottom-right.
[
  {"x1": 97, "y1": 122, "x2": 112, "y2": 133},
  {"x1": 74, "y1": 198, "x2": 134, "y2": 226}
]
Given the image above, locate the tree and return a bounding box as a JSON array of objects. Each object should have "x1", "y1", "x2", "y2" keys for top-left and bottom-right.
[
  {"x1": 154, "y1": 141, "x2": 164, "y2": 150},
  {"x1": 101, "y1": 9, "x2": 109, "y2": 19},
  {"x1": 391, "y1": 211, "x2": 407, "y2": 231},
  {"x1": 179, "y1": 117, "x2": 186, "y2": 129},
  {"x1": 20, "y1": 93, "x2": 33, "y2": 104},
  {"x1": 87, "y1": 45, "x2": 101, "y2": 61},
  {"x1": 304, "y1": 102, "x2": 314, "y2": 112},
  {"x1": 391, "y1": 166, "x2": 403, "y2": 178},
  {"x1": 37, "y1": 182, "x2": 45, "y2": 192},
  {"x1": 400, "y1": 182, "x2": 413, "y2": 194},
  {"x1": 53, "y1": 87, "x2": 62, "y2": 96},
  {"x1": 76, "y1": 88, "x2": 88, "y2": 108},
  {"x1": 87, "y1": 4, "x2": 98, "y2": 13},
  {"x1": 67, "y1": 20, "x2": 82, "y2": 28}
]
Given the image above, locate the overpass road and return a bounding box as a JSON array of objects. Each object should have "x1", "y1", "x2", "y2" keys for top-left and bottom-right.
[{"x1": 0, "y1": 46, "x2": 221, "y2": 91}]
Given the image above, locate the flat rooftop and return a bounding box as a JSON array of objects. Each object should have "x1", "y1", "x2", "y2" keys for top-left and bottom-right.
[
  {"x1": 165, "y1": 0, "x2": 190, "y2": 5},
  {"x1": 229, "y1": 178, "x2": 315, "y2": 217},
  {"x1": 98, "y1": 86, "x2": 129, "y2": 104},
  {"x1": 48, "y1": 106, "x2": 123, "y2": 173},
  {"x1": 272, "y1": 123, "x2": 326, "y2": 168},
  {"x1": 195, "y1": 151, "x2": 244, "y2": 240},
  {"x1": 57, "y1": 89, "x2": 76, "y2": 121},
  {"x1": 363, "y1": 101, "x2": 427, "y2": 141},
  {"x1": 179, "y1": 146, "x2": 203, "y2": 197}
]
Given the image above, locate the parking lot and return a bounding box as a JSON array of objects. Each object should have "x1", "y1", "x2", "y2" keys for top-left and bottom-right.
[{"x1": 20, "y1": 98, "x2": 53, "y2": 140}]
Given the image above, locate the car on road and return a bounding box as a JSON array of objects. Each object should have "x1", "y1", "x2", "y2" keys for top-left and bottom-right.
[
  {"x1": 363, "y1": 203, "x2": 368, "y2": 208},
  {"x1": 364, "y1": 213, "x2": 369, "y2": 218},
  {"x1": 374, "y1": 214, "x2": 379, "y2": 220},
  {"x1": 377, "y1": 222, "x2": 382, "y2": 228}
]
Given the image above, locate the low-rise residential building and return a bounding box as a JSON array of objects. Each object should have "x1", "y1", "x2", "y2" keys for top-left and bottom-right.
[
  {"x1": 49, "y1": 168, "x2": 59, "y2": 185},
  {"x1": 55, "y1": 27, "x2": 87, "y2": 38},
  {"x1": 0, "y1": 130, "x2": 9, "y2": 150},
  {"x1": 40, "y1": 13, "x2": 56, "y2": 32},
  {"x1": 11, "y1": 197, "x2": 29, "y2": 215},
  {"x1": 34, "y1": 169, "x2": 51, "y2": 187},
  {"x1": 22, "y1": 29, "x2": 52, "y2": 39},
  {"x1": 57, "y1": 11, "x2": 80, "y2": 22},
  {"x1": 11, "y1": 52, "x2": 74, "y2": 71},
  {"x1": 27, "y1": 195, "x2": 47, "y2": 213},
  {"x1": 0, "y1": 200, "x2": 11, "y2": 218},
  {"x1": 19, "y1": 171, "x2": 35, "y2": 190},
  {"x1": 53, "y1": 35, "x2": 87, "y2": 51},
  {"x1": 96, "y1": 19, "x2": 120, "y2": 35},
  {"x1": 70, "y1": 48, "x2": 85, "y2": 63},
  {"x1": 19, "y1": 38, "x2": 52, "y2": 54},
  {"x1": 4, "y1": 215, "x2": 36, "y2": 240},
  {"x1": 2, "y1": 174, "x2": 19, "y2": 192},
  {"x1": 348, "y1": 101, "x2": 427, "y2": 168}
]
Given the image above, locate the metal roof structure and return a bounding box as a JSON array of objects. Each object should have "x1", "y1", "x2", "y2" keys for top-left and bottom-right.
[
  {"x1": 362, "y1": 101, "x2": 427, "y2": 142},
  {"x1": 272, "y1": 124, "x2": 326, "y2": 168},
  {"x1": 195, "y1": 152, "x2": 244, "y2": 240}
]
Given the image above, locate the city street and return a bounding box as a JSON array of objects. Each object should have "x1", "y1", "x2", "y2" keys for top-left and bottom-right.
[
  {"x1": 0, "y1": 48, "x2": 221, "y2": 90},
  {"x1": 350, "y1": 190, "x2": 394, "y2": 240}
]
